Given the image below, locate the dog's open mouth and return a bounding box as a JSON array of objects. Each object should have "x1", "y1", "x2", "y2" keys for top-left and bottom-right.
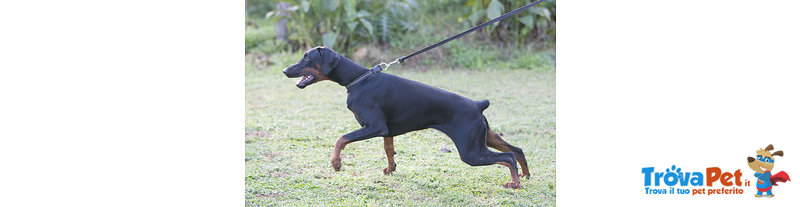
[{"x1": 296, "y1": 75, "x2": 315, "y2": 88}]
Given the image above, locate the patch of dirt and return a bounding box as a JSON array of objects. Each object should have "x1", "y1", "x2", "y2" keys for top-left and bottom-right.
[
  {"x1": 266, "y1": 171, "x2": 289, "y2": 178},
  {"x1": 501, "y1": 129, "x2": 529, "y2": 136},
  {"x1": 349, "y1": 45, "x2": 448, "y2": 72},
  {"x1": 258, "y1": 193, "x2": 285, "y2": 198},
  {"x1": 246, "y1": 53, "x2": 270, "y2": 70},
  {"x1": 439, "y1": 146, "x2": 452, "y2": 153},
  {"x1": 532, "y1": 129, "x2": 555, "y2": 136},
  {"x1": 397, "y1": 47, "x2": 449, "y2": 72},
  {"x1": 246, "y1": 130, "x2": 270, "y2": 139},
  {"x1": 314, "y1": 174, "x2": 332, "y2": 179},
  {"x1": 261, "y1": 152, "x2": 281, "y2": 161}
]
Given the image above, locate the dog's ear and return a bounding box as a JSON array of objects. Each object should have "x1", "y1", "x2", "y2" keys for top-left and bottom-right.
[
  {"x1": 765, "y1": 144, "x2": 774, "y2": 151},
  {"x1": 316, "y1": 47, "x2": 340, "y2": 74},
  {"x1": 772, "y1": 150, "x2": 784, "y2": 157}
]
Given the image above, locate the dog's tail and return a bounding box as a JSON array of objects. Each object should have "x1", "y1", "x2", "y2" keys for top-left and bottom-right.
[{"x1": 475, "y1": 99, "x2": 490, "y2": 112}]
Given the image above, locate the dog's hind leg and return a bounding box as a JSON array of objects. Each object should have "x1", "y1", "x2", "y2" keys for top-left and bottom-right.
[
  {"x1": 486, "y1": 128, "x2": 531, "y2": 179},
  {"x1": 383, "y1": 136, "x2": 397, "y2": 175},
  {"x1": 437, "y1": 119, "x2": 521, "y2": 189},
  {"x1": 459, "y1": 146, "x2": 521, "y2": 189}
]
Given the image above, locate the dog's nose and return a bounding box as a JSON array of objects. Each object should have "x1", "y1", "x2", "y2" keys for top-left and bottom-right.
[
  {"x1": 283, "y1": 67, "x2": 289, "y2": 74},
  {"x1": 747, "y1": 157, "x2": 755, "y2": 162}
]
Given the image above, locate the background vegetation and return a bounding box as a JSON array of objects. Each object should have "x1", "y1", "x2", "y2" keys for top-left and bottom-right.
[
  {"x1": 246, "y1": 0, "x2": 555, "y2": 70},
  {"x1": 246, "y1": 0, "x2": 556, "y2": 206}
]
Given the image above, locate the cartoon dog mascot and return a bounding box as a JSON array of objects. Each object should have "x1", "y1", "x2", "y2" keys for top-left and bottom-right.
[{"x1": 747, "y1": 144, "x2": 791, "y2": 197}]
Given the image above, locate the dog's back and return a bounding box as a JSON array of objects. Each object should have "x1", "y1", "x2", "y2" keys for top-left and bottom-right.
[{"x1": 346, "y1": 72, "x2": 487, "y2": 136}]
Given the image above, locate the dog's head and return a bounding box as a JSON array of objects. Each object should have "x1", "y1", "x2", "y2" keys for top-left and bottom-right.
[
  {"x1": 747, "y1": 144, "x2": 783, "y2": 173},
  {"x1": 283, "y1": 46, "x2": 341, "y2": 89}
]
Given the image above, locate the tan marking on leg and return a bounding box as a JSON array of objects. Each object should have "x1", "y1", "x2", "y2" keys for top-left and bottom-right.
[
  {"x1": 487, "y1": 129, "x2": 531, "y2": 179},
  {"x1": 330, "y1": 136, "x2": 349, "y2": 171},
  {"x1": 382, "y1": 137, "x2": 396, "y2": 175},
  {"x1": 495, "y1": 161, "x2": 521, "y2": 189}
]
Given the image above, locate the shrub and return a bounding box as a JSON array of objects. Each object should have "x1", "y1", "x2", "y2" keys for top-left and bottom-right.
[
  {"x1": 263, "y1": 0, "x2": 419, "y2": 55},
  {"x1": 463, "y1": 0, "x2": 556, "y2": 44},
  {"x1": 245, "y1": 26, "x2": 273, "y2": 52}
]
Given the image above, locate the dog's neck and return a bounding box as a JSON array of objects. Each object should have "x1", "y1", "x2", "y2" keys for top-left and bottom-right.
[{"x1": 328, "y1": 56, "x2": 370, "y2": 87}]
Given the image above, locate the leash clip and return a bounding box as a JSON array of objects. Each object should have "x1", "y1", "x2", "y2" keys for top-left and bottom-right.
[{"x1": 378, "y1": 58, "x2": 400, "y2": 71}]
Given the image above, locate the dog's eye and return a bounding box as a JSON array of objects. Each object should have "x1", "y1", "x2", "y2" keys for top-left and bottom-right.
[{"x1": 303, "y1": 56, "x2": 310, "y2": 61}]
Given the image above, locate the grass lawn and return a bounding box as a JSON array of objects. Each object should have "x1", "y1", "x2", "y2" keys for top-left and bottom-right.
[{"x1": 245, "y1": 53, "x2": 555, "y2": 206}]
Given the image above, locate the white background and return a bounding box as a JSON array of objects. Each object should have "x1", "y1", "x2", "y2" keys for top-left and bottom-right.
[
  {"x1": 1, "y1": 0, "x2": 798, "y2": 206},
  {"x1": 558, "y1": 0, "x2": 800, "y2": 205},
  {"x1": 0, "y1": 1, "x2": 243, "y2": 206}
]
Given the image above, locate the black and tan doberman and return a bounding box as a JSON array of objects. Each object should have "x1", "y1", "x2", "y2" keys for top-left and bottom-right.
[{"x1": 283, "y1": 46, "x2": 530, "y2": 188}]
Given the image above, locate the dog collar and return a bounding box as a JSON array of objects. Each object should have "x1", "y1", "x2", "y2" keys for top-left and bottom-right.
[{"x1": 345, "y1": 65, "x2": 381, "y2": 89}]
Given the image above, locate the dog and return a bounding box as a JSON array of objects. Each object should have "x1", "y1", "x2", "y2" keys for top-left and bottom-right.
[
  {"x1": 282, "y1": 46, "x2": 530, "y2": 188},
  {"x1": 746, "y1": 144, "x2": 790, "y2": 197}
]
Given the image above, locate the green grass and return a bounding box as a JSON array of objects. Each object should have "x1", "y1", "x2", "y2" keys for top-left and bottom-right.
[{"x1": 245, "y1": 53, "x2": 555, "y2": 206}]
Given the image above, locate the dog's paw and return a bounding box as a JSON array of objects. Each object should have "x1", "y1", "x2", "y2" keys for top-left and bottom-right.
[
  {"x1": 382, "y1": 162, "x2": 396, "y2": 175},
  {"x1": 519, "y1": 173, "x2": 531, "y2": 179},
  {"x1": 503, "y1": 182, "x2": 521, "y2": 189},
  {"x1": 331, "y1": 157, "x2": 342, "y2": 171},
  {"x1": 382, "y1": 167, "x2": 394, "y2": 175}
]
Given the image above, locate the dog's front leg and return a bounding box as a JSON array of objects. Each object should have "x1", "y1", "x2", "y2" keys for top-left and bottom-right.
[
  {"x1": 383, "y1": 137, "x2": 396, "y2": 174},
  {"x1": 330, "y1": 125, "x2": 387, "y2": 171},
  {"x1": 331, "y1": 110, "x2": 387, "y2": 171}
]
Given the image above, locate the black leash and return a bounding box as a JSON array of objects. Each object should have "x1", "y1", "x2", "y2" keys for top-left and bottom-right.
[{"x1": 375, "y1": 0, "x2": 548, "y2": 71}]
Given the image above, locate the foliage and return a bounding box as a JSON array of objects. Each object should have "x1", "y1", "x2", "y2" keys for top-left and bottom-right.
[
  {"x1": 464, "y1": 0, "x2": 556, "y2": 44},
  {"x1": 265, "y1": 0, "x2": 419, "y2": 55},
  {"x1": 245, "y1": 17, "x2": 290, "y2": 55},
  {"x1": 246, "y1": 0, "x2": 276, "y2": 18},
  {"x1": 246, "y1": 0, "x2": 557, "y2": 70},
  {"x1": 245, "y1": 19, "x2": 273, "y2": 51}
]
